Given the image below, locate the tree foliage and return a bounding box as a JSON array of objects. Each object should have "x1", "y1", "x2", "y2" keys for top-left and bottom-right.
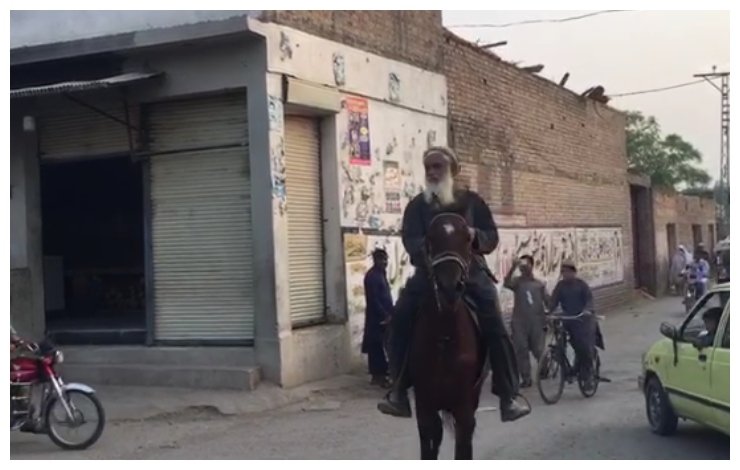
[{"x1": 626, "y1": 111, "x2": 711, "y2": 189}]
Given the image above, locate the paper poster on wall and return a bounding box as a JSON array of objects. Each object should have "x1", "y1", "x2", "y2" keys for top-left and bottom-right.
[
  {"x1": 344, "y1": 232, "x2": 368, "y2": 262},
  {"x1": 383, "y1": 161, "x2": 402, "y2": 214},
  {"x1": 347, "y1": 96, "x2": 371, "y2": 166}
]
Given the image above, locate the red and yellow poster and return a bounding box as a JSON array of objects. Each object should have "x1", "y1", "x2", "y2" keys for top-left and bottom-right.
[{"x1": 347, "y1": 96, "x2": 371, "y2": 166}]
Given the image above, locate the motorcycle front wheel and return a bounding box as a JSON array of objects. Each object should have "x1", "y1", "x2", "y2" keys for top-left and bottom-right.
[{"x1": 45, "y1": 390, "x2": 105, "y2": 450}]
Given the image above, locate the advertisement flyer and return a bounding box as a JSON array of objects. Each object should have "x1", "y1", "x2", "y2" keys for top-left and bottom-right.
[{"x1": 347, "y1": 96, "x2": 371, "y2": 166}]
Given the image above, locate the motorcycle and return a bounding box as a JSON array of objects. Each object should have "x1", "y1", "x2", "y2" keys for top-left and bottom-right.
[
  {"x1": 11, "y1": 335, "x2": 105, "y2": 450},
  {"x1": 681, "y1": 270, "x2": 698, "y2": 314}
]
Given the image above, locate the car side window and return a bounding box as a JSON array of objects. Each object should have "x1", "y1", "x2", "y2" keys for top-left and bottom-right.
[{"x1": 681, "y1": 292, "x2": 721, "y2": 342}]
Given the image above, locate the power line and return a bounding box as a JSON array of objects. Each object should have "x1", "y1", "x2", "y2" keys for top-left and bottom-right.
[
  {"x1": 610, "y1": 79, "x2": 715, "y2": 98},
  {"x1": 447, "y1": 10, "x2": 630, "y2": 29}
]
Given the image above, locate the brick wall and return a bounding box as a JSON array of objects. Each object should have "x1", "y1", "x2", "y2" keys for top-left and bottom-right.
[
  {"x1": 265, "y1": 10, "x2": 444, "y2": 72},
  {"x1": 269, "y1": 14, "x2": 636, "y2": 311},
  {"x1": 653, "y1": 189, "x2": 716, "y2": 295},
  {"x1": 443, "y1": 32, "x2": 634, "y2": 311}
]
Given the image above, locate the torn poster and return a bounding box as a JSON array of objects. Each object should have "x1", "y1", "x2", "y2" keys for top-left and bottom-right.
[{"x1": 383, "y1": 160, "x2": 402, "y2": 214}]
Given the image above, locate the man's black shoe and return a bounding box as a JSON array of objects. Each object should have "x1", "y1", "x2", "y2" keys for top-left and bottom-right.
[
  {"x1": 520, "y1": 378, "x2": 533, "y2": 388},
  {"x1": 377, "y1": 390, "x2": 412, "y2": 418},
  {"x1": 500, "y1": 398, "x2": 531, "y2": 422}
]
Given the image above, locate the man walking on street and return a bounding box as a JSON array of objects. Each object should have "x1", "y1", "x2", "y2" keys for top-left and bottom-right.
[
  {"x1": 669, "y1": 245, "x2": 690, "y2": 295},
  {"x1": 362, "y1": 248, "x2": 393, "y2": 388},
  {"x1": 504, "y1": 254, "x2": 549, "y2": 388}
]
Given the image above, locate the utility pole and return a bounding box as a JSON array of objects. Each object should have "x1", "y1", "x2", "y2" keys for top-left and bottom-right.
[{"x1": 695, "y1": 67, "x2": 730, "y2": 238}]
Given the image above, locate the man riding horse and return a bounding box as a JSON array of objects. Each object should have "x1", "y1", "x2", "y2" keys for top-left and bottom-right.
[{"x1": 378, "y1": 146, "x2": 531, "y2": 423}]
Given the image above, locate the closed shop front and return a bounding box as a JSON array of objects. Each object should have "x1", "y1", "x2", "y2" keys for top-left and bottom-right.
[
  {"x1": 147, "y1": 92, "x2": 255, "y2": 342},
  {"x1": 284, "y1": 116, "x2": 325, "y2": 326}
]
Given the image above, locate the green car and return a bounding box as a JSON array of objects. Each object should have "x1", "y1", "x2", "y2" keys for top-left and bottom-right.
[{"x1": 639, "y1": 283, "x2": 730, "y2": 436}]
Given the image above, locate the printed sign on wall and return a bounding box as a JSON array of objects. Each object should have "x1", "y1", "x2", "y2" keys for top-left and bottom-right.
[{"x1": 347, "y1": 96, "x2": 371, "y2": 166}]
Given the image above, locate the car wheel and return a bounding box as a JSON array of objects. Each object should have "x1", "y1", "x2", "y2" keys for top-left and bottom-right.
[{"x1": 645, "y1": 376, "x2": 678, "y2": 436}]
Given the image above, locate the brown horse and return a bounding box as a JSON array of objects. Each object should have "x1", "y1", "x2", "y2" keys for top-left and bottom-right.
[{"x1": 409, "y1": 212, "x2": 487, "y2": 460}]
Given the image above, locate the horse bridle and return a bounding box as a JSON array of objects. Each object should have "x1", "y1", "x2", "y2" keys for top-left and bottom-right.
[
  {"x1": 426, "y1": 212, "x2": 473, "y2": 287},
  {"x1": 430, "y1": 251, "x2": 470, "y2": 279},
  {"x1": 426, "y1": 234, "x2": 473, "y2": 311}
]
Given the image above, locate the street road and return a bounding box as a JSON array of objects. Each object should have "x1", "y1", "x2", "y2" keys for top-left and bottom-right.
[{"x1": 11, "y1": 297, "x2": 730, "y2": 459}]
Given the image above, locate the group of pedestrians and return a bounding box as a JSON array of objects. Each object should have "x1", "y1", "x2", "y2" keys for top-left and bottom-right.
[{"x1": 361, "y1": 248, "x2": 599, "y2": 391}]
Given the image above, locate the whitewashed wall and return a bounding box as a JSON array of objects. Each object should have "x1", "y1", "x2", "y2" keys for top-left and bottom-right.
[{"x1": 252, "y1": 20, "x2": 448, "y2": 382}]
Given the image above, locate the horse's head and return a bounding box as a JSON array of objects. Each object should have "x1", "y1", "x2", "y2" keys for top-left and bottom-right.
[{"x1": 426, "y1": 213, "x2": 473, "y2": 306}]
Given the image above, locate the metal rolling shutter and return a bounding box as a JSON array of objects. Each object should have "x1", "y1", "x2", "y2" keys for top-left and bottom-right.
[
  {"x1": 36, "y1": 95, "x2": 139, "y2": 160},
  {"x1": 285, "y1": 116, "x2": 326, "y2": 325},
  {"x1": 148, "y1": 93, "x2": 254, "y2": 342}
]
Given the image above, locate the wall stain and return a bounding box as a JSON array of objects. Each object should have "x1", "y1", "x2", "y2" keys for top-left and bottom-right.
[
  {"x1": 332, "y1": 53, "x2": 346, "y2": 86},
  {"x1": 270, "y1": 137, "x2": 287, "y2": 216},
  {"x1": 385, "y1": 137, "x2": 398, "y2": 156},
  {"x1": 268, "y1": 96, "x2": 284, "y2": 133},
  {"x1": 388, "y1": 73, "x2": 401, "y2": 103},
  {"x1": 279, "y1": 31, "x2": 293, "y2": 61},
  {"x1": 426, "y1": 130, "x2": 437, "y2": 148}
]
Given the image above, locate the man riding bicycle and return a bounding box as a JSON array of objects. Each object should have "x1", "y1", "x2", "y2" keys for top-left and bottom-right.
[{"x1": 548, "y1": 260, "x2": 599, "y2": 384}]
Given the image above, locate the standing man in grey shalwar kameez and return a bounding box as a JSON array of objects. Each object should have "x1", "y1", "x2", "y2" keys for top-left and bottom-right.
[{"x1": 504, "y1": 254, "x2": 549, "y2": 388}]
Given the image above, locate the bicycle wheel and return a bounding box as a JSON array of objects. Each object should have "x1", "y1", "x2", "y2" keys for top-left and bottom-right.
[
  {"x1": 536, "y1": 346, "x2": 565, "y2": 405},
  {"x1": 578, "y1": 350, "x2": 601, "y2": 398}
]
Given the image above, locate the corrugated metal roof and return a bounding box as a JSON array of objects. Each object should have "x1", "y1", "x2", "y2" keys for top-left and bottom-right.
[{"x1": 10, "y1": 71, "x2": 161, "y2": 99}]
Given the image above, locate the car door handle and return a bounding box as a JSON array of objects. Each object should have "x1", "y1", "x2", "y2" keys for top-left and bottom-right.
[{"x1": 698, "y1": 353, "x2": 707, "y2": 362}]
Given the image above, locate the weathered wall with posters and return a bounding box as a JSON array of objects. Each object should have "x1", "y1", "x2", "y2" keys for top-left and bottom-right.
[
  {"x1": 342, "y1": 225, "x2": 626, "y2": 335},
  {"x1": 253, "y1": 14, "x2": 632, "y2": 384},
  {"x1": 443, "y1": 31, "x2": 633, "y2": 311},
  {"x1": 252, "y1": 19, "x2": 447, "y2": 381},
  {"x1": 652, "y1": 189, "x2": 716, "y2": 296},
  {"x1": 488, "y1": 227, "x2": 624, "y2": 315},
  {"x1": 337, "y1": 101, "x2": 445, "y2": 232}
]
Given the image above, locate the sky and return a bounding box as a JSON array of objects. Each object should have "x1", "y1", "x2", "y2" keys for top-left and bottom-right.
[{"x1": 442, "y1": 10, "x2": 730, "y2": 182}]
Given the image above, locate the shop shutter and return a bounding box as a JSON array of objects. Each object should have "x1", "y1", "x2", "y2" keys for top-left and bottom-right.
[
  {"x1": 148, "y1": 92, "x2": 254, "y2": 342},
  {"x1": 36, "y1": 94, "x2": 140, "y2": 160},
  {"x1": 285, "y1": 116, "x2": 326, "y2": 325}
]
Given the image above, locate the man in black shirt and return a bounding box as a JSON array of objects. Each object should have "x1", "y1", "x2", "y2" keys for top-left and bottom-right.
[
  {"x1": 377, "y1": 146, "x2": 530, "y2": 423},
  {"x1": 549, "y1": 260, "x2": 598, "y2": 382}
]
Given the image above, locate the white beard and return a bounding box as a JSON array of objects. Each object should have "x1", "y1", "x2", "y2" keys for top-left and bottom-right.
[{"x1": 423, "y1": 175, "x2": 455, "y2": 207}]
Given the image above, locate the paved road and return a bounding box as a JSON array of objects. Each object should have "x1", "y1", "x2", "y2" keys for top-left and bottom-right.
[{"x1": 11, "y1": 297, "x2": 730, "y2": 459}]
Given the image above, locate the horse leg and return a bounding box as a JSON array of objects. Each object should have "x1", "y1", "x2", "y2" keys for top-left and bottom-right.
[
  {"x1": 416, "y1": 407, "x2": 443, "y2": 460},
  {"x1": 453, "y1": 411, "x2": 476, "y2": 460},
  {"x1": 431, "y1": 413, "x2": 443, "y2": 458}
]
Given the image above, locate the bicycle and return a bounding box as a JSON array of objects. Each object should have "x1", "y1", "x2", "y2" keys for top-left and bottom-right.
[{"x1": 536, "y1": 311, "x2": 604, "y2": 405}]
